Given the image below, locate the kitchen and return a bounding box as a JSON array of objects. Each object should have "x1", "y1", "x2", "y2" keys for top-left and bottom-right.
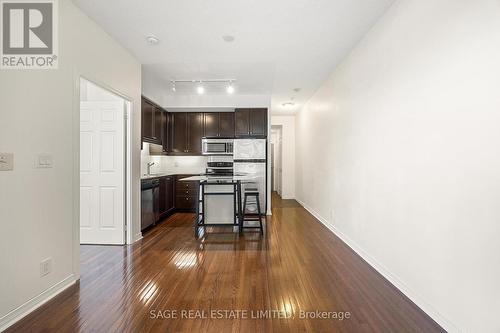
[
  {"x1": 140, "y1": 96, "x2": 268, "y2": 236},
  {"x1": 5, "y1": 0, "x2": 493, "y2": 331}
]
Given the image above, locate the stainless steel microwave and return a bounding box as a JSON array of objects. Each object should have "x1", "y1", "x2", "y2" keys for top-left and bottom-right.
[{"x1": 202, "y1": 138, "x2": 234, "y2": 155}]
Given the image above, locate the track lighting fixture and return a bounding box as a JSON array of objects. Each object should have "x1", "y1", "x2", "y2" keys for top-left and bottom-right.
[{"x1": 169, "y1": 79, "x2": 236, "y2": 94}]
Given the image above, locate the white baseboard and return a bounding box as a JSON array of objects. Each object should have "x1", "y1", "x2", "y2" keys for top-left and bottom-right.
[
  {"x1": 0, "y1": 274, "x2": 76, "y2": 332},
  {"x1": 132, "y1": 232, "x2": 143, "y2": 243},
  {"x1": 295, "y1": 198, "x2": 460, "y2": 333}
]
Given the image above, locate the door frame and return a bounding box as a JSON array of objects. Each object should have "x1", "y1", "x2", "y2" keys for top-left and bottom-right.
[
  {"x1": 270, "y1": 143, "x2": 274, "y2": 191},
  {"x1": 72, "y1": 73, "x2": 134, "y2": 280},
  {"x1": 271, "y1": 125, "x2": 283, "y2": 196}
]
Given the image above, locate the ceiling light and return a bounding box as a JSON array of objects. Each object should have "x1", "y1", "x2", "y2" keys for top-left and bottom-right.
[
  {"x1": 226, "y1": 81, "x2": 234, "y2": 94},
  {"x1": 145, "y1": 35, "x2": 160, "y2": 45},
  {"x1": 293, "y1": 88, "x2": 301, "y2": 92},
  {"x1": 196, "y1": 82, "x2": 205, "y2": 94},
  {"x1": 282, "y1": 102, "x2": 295, "y2": 109},
  {"x1": 169, "y1": 79, "x2": 236, "y2": 94},
  {"x1": 222, "y1": 35, "x2": 235, "y2": 42}
]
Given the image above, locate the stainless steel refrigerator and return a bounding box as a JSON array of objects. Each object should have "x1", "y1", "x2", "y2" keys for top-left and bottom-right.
[{"x1": 233, "y1": 139, "x2": 267, "y2": 214}]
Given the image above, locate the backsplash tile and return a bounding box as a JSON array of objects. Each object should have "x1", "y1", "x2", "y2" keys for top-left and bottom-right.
[{"x1": 141, "y1": 143, "x2": 207, "y2": 175}]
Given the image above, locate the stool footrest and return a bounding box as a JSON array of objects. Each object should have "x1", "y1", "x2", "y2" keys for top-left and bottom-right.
[{"x1": 241, "y1": 189, "x2": 264, "y2": 235}]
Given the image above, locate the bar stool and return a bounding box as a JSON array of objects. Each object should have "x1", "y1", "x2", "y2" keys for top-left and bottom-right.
[{"x1": 242, "y1": 186, "x2": 264, "y2": 234}]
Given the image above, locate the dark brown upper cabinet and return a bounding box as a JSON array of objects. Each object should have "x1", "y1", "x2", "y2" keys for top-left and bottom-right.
[
  {"x1": 249, "y1": 108, "x2": 267, "y2": 137},
  {"x1": 141, "y1": 96, "x2": 163, "y2": 145},
  {"x1": 187, "y1": 113, "x2": 203, "y2": 154},
  {"x1": 171, "y1": 112, "x2": 187, "y2": 154},
  {"x1": 141, "y1": 97, "x2": 154, "y2": 141},
  {"x1": 234, "y1": 109, "x2": 249, "y2": 137},
  {"x1": 203, "y1": 113, "x2": 219, "y2": 138},
  {"x1": 234, "y1": 108, "x2": 268, "y2": 138},
  {"x1": 219, "y1": 112, "x2": 235, "y2": 137},
  {"x1": 161, "y1": 111, "x2": 171, "y2": 154},
  {"x1": 203, "y1": 112, "x2": 235, "y2": 138},
  {"x1": 171, "y1": 112, "x2": 203, "y2": 155}
]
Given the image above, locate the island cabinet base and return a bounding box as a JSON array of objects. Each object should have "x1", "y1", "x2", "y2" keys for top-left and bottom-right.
[
  {"x1": 175, "y1": 175, "x2": 199, "y2": 212},
  {"x1": 204, "y1": 184, "x2": 236, "y2": 224}
]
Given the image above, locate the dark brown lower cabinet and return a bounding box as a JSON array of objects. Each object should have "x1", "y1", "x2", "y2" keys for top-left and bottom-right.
[
  {"x1": 175, "y1": 175, "x2": 198, "y2": 212},
  {"x1": 141, "y1": 174, "x2": 198, "y2": 231},
  {"x1": 175, "y1": 196, "x2": 197, "y2": 210},
  {"x1": 159, "y1": 176, "x2": 174, "y2": 218}
]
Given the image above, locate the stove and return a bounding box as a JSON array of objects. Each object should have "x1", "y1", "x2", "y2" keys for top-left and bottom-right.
[{"x1": 206, "y1": 161, "x2": 233, "y2": 176}]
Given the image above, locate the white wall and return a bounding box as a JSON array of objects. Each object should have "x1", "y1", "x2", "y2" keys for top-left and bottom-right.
[
  {"x1": 295, "y1": 1, "x2": 500, "y2": 332},
  {"x1": 0, "y1": 0, "x2": 141, "y2": 329},
  {"x1": 271, "y1": 116, "x2": 295, "y2": 199}
]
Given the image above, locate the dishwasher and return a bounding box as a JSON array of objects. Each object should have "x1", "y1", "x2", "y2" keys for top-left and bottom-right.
[{"x1": 141, "y1": 178, "x2": 160, "y2": 230}]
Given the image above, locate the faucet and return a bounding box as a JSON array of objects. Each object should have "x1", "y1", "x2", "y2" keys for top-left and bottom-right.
[{"x1": 147, "y1": 162, "x2": 155, "y2": 175}]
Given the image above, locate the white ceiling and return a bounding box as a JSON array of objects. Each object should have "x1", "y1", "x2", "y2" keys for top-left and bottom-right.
[{"x1": 74, "y1": 0, "x2": 394, "y2": 113}]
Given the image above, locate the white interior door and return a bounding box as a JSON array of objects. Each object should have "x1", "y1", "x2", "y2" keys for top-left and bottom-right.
[{"x1": 80, "y1": 100, "x2": 125, "y2": 244}]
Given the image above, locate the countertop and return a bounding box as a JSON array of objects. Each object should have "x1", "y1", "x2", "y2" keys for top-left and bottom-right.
[
  {"x1": 179, "y1": 175, "x2": 258, "y2": 183},
  {"x1": 141, "y1": 173, "x2": 200, "y2": 180}
]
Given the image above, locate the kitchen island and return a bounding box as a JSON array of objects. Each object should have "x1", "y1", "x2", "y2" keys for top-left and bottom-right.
[{"x1": 180, "y1": 175, "x2": 259, "y2": 238}]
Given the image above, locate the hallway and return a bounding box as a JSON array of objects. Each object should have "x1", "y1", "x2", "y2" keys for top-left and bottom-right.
[{"x1": 8, "y1": 194, "x2": 443, "y2": 332}]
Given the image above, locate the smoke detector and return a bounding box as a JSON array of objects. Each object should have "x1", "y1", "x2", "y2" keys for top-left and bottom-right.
[{"x1": 146, "y1": 35, "x2": 160, "y2": 45}]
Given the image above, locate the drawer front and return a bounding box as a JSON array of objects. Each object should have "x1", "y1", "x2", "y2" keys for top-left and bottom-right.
[
  {"x1": 176, "y1": 196, "x2": 197, "y2": 210},
  {"x1": 176, "y1": 188, "x2": 197, "y2": 197},
  {"x1": 175, "y1": 181, "x2": 198, "y2": 191}
]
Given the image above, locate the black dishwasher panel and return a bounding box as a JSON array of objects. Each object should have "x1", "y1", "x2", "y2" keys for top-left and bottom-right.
[{"x1": 141, "y1": 179, "x2": 160, "y2": 230}]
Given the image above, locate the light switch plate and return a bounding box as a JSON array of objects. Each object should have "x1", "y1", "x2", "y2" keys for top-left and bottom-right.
[
  {"x1": 0, "y1": 153, "x2": 14, "y2": 171},
  {"x1": 35, "y1": 154, "x2": 53, "y2": 168}
]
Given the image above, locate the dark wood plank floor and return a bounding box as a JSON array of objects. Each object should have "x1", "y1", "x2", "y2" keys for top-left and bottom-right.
[{"x1": 7, "y1": 192, "x2": 444, "y2": 333}]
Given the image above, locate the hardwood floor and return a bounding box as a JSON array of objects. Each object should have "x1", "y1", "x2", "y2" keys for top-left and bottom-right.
[{"x1": 7, "y1": 192, "x2": 444, "y2": 333}]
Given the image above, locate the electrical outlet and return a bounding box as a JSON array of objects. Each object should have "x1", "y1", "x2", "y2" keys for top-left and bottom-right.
[
  {"x1": 0, "y1": 153, "x2": 14, "y2": 171},
  {"x1": 40, "y1": 258, "x2": 52, "y2": 277},
  {"x1": 35, "y1": 154, "x2": 53, "y2": 168}
]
